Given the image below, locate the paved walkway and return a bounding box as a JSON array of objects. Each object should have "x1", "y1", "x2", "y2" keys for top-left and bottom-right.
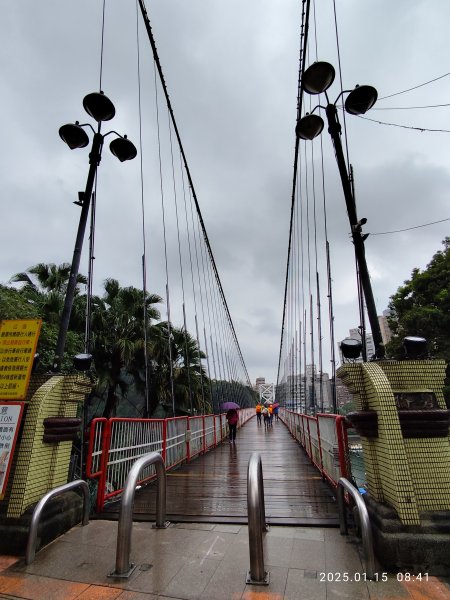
[
  {"x1": 0, "y1": 520, "x2": 449, "y2": 599},
  {"x1": 101, "y1": 415, "x2": 337, "y2": 525}
]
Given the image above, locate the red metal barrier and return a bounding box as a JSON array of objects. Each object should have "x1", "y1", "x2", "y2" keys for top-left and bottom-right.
[
  {"x1": 280, "y1": 408, "x2": 350, "y2": 488},
  {"x1": 87, "y1": 408, "x2": 254, "y2": 512}
]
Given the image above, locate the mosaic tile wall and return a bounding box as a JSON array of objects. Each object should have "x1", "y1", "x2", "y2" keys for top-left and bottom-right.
[
  {"x1": 379, "y1": 360, "x2": 450, "y2": 513},
  {"x1": 337, "y1": 360, "x2": 449, "y2": 525},
  {"x1": 6, "y1": 374, "x2": 92, "y2": 518}
]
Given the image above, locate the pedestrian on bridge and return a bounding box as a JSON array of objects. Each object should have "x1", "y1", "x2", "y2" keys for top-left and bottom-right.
[
  {"x1": 262, "y1": 405, "x2": 269, "y2": 429},
  {"x1": 255, "y1": 402, "x2": 262, "y2": 425},
  {"x1": 273, "y1": 405, "x2": 279, "y2": 422},
  {"x1": 226, "y1": 408, "x2": 239, "y2": 443}
]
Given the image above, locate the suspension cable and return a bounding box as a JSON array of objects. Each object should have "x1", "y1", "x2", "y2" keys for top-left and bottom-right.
[
  {"x1": 152, "y1": 61, "x2": 176, "y2": 416},
  {"x1": 277, "y1": 0, "x2": 311, "y2": 388},
  {"x1": 134, "y1": 0, "x2": 151, "y2": 417},
  {"x1": 137, "y1": 0, "x2": 251, "y2": 387}
]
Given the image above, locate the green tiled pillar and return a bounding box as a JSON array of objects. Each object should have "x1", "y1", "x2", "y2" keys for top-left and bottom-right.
[
  {"x1": 337, "y1": 360, "x2": 450, "y2": 525},
  {"x1": 6, "y1": 374, "x2": 93, "y2": 518}
]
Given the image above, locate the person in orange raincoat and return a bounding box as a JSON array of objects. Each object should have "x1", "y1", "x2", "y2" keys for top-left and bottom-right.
[{"x1": 255, "y1": 403, "x2": 262, "y2": 425}]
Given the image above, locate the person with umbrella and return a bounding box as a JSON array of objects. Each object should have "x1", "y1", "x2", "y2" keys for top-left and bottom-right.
[{"x1": 222, "y1": 402, "x2": 239, "y2": 443}]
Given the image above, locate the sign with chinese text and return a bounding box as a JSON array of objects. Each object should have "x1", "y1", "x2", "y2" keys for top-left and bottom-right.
[
  {"x1": 0, "y1": 319, "x2": 42, "y2": 400},
  {"x1": 0, "y1": 402, "x2": 25, "y2": 500}
]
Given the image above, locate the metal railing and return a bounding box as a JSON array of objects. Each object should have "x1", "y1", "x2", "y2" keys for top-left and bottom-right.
[
  {"x1": 109, "y1": 451, "x2": 169, "y2": 579},
  {"x1": 246, "y1": 452, "x2": 269, "y2": 585},
  {"x1": 337, "y1": 477, "x2": 376, "y2": 580},
  {"x1": 25, "y1": 480, "x2": 90, "y2": 565},
  {"x1": 280, "y1": 409, "x2": 349, "y2": 487},
  {"x1": 88, "y1": 409, "x2": 254, "y2": 511}
]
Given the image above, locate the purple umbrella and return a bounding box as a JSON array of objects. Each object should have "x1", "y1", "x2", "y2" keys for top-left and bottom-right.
[{"x1": 221, "y1": 401, "x2": 240, "y2": 411}]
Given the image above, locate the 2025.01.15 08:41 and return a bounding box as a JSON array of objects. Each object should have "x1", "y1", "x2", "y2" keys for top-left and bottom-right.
[{"x1": 318, "y1": 572, "x2": 429, "y2": 582}]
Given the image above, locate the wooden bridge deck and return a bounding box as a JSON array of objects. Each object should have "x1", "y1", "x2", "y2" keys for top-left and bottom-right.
[{"x1": 100, "y1": 416, "x2": 339, "y2": 526}]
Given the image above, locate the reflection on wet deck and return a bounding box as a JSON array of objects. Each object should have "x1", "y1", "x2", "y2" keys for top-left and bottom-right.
[{"x1": 100, "y1": 416, "x2": 339, "y2": 525}]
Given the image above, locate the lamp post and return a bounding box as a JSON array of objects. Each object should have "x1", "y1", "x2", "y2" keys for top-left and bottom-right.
[
  {"x1": 53, "y1": 91, "x2": 137, "y2": 371},
  {"x1": 295, "y1": 62, "x2": 384, "y2": 359}
]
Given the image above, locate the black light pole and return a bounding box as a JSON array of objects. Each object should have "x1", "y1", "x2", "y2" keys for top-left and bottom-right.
[
  {"x1": 53, "y1": 92, "x2": 137, "y2": 371},
  {"x1": 296, "y1": 62, "x2": 384, "y2": 359}
]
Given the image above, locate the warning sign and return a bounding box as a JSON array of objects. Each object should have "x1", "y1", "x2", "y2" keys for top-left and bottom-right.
[
  {"x1": 0, "y1": 319, "x2": 42, "y2": 400},
  {"x1": 0, "y1": 402, "x2": 25, "y2": 499}
]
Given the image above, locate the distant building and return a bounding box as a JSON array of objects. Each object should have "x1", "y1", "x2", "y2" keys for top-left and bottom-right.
[
  {"x1": 378, "y1": 309, "x2": 393, "y2": 346},
  {"x1": 281, "y1": 367, "x2": 332, "y2": 413},
  {"x1": 255, "y1": 377, "x2": 265, "y2": 390},
  {"x1": 335, "y1": 376, "x2": 354, "y2": 410}
]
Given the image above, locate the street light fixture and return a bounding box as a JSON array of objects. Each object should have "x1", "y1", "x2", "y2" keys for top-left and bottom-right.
[
  {"x1": 53, "y1": 91, "x2": 137, "y2": 371},
  {"x1": 296, "y1": 61, "x2": 384, "y2": 359}
]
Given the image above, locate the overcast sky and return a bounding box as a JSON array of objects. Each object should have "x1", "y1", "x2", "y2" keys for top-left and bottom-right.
[{"x1": 1, "y1": 1, "x2": 449, "y2": 385}]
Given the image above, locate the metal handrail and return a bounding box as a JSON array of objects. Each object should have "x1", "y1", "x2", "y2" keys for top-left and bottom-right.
[
  {"x1": 246, "y1": 452, "x2": 269, "y2": 585},
  {"x1": 25, "y1": 479, "x2": 89, "y2": 565},
  {"x1": 109, "y1": 451, "x2": 169, "y2": 579},
  {"x1": 337, "y1": 477, "x2": 376, "y2": 579}
]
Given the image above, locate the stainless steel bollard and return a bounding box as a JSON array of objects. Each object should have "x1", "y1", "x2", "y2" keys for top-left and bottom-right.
[
  {"x1": 109, "y1": 451, "x2": 169, "y2": 579},
  {"x1": 337, "y1": 477, "x2": 376, "y2": 580},
  {"x1": 26, "y1": 479, "x2": 90, "y2": 565},
  {"x1": 246, "y1": 452, "x2": 269, "y2": 585}
]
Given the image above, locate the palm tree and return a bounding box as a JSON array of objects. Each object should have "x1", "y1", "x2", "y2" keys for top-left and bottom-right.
[
  {"x1": 9, "y1": 263, "x2": 87, "y2": 370},
  {"x1": 148, "y1": 322, "x2": 210, "y2": 415},
  {"x1": 10, "y1": 263, "x2": 87, "y2": 328},
  {"x1": 91, "y1": 278, "x2": 162, "y2": 418}
]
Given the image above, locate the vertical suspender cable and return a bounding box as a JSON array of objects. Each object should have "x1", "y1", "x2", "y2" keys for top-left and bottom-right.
[
  {"x1": 152, "y1": 62, "x2": 176, "y2": 416},
  {"x1": 135, "y1": 1, "x2": 151, "y2": 417},
  {"x1": 167, "y1": 116, "x2": 193, "y2": 412},
  {"x1": 179, "y1": 151, "x2": 206, "y2": 413},
  {"x1": 137, "y1": 0, "x2": 251, "y2": 388},
  {"x1": 276, "y1": 0, "x2": 311, "y2": 391}
]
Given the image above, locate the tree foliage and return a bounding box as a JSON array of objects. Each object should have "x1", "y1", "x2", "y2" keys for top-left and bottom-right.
[
  {"x1": 3, "y1": 264, "x2": 232, "y2": 418},
  {"x1": 386, "y1": 238, "x2": 450, "y2": 360},
  {"x1": 0, "y1": 283, "x2": 84, "y2": 373},
  {"x1": 386, "y1": 238, "x2": 450, "y2": 404}
]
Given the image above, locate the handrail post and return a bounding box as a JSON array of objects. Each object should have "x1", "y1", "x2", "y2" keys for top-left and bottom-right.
[
  {"x1": 109, "y1": 451, "x2": 169, "y2": 579},
  {"x1": 96, "y1": 418, "x2": 112, "y2": 512},
  {"x1": 337, "y1": 477, "x2": 376, "y2": 580},
  {"x1": 26, "y1": 480, "x2": 90, "y2": 565},
  {"x1": 246, "y1": 452, "x2": 269, "y2": 585}
]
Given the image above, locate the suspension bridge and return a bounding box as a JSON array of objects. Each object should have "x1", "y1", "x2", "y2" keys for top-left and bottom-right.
[{"x1": 0, "y1": 1, "x2": 449, "y2": 599}]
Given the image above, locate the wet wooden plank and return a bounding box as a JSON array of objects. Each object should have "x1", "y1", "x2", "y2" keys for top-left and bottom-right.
[{"x1": 99, "y1": 416, "x2": 339, "y2": 526}]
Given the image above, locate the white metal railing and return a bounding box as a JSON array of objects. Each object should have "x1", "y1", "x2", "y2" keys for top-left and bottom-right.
[
  {"x1": 165, "y1": 417, "x2": 188, "y2": 467},
  {"x1": 279, "y1": 408, "x2": 349, "y2": 487},
  {"x1": 88, "y1": 408, "x2": 255, "y2": 511}
]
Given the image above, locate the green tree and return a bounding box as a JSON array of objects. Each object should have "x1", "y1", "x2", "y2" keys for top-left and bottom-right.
[
  {"x1": 386, "y1": 238, "x2": 450, "y2": 403},
  {"x1": 147, "y1": 322, "x2": 210, "y2": 416},
  {"x1": 0, "y1": 284, "x2": 39, "y2": 319},
  {"x1": 0, "y1": 282, "x2": 83, "y2": 373},
  {"x1": 10, "y1": 263, "x2": 87, "y2": 329},
  {"x1": 8, "y1": 263, "x2": 87, "y2": 370},
  {"x1": 91, "y1": 278, "x2": 162, "y2": 418},
  {"x1": 210, "y1": 379, "x2": 257, "y2": 411},
  {"x1": 386, "y1": 238, "x2": 450, "y2": 358}
]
